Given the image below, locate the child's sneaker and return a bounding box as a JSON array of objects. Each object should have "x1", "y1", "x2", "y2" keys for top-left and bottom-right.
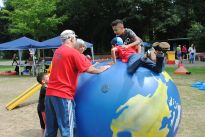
[{"x1": 153, "y1": 42, "x2": 170, "y2": 51}]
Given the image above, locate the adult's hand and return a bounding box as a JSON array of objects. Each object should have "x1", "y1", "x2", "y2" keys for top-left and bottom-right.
[
  {"x1": 86, "y1": 65, "x2": 110, "y2": 74},
  {"x1": 107, "y1": 61, "x2": 115, "y2": 65},
  {"x1": 99, "y1": 65, "x2": 111, "y2": 72}
]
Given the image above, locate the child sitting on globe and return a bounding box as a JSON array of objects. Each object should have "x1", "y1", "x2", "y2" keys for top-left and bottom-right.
[{"x1": 109, "y1": 37, "x2": 170, "y2": 74}]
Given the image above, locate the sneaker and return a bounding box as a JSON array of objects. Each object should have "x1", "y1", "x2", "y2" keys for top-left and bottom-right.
[
  {"x1": 152, "y1": 42, "x2": 170, "y2": 51},
  {"x1": 159, "y1": 42, "x2": 170, "y2": 49}
]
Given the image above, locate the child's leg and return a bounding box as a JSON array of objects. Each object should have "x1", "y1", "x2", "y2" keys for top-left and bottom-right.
[
  {"x1": 155, "y1": 53, "x2": 165, "y2": 72},
  {"x1": 37, "y1": 110, "x2": 46, "y2": 137},
  {"x1": 142, "y1": 53, "x2": 164, "y2": 73},
  {"x1": 15, "y1": 59, "x2": 18, "y2": 65},
  {"x1": 127, "y1": 53, "x2": 144, "y2": 74},
  {"x1": 41, "y1": 112, "x2": 46, "y2": 137}
]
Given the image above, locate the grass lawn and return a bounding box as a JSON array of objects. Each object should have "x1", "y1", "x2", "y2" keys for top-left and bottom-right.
[
  {"x1": 0, "y1": 65, "x2": 15, "y2": 72},
  {"x1": 165, "y1": 67, "x2": 205, "y2": 137},
  {"x1": 165, "y1": 66, "x2": 205, "y2": 74},
  {"x1": 0, "y1": 59, "x2": 11, "y2": 62}
]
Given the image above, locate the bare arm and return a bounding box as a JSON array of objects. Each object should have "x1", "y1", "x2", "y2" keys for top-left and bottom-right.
[
  {"x1": 111, "y1": 47, "x2": 118, "y2": 64},
  {"x1": 107, "y1": 47, "x2": 118, "y2": 65},
  {"x1": 86, "y1": 65, "x2": 110, "y2": 74},
  {"x1": 124, "y1": 36, "x2": 142, "y2": 53},
  {"x1": 137, "y1": 44, "x2": 142, "y2": 53}
]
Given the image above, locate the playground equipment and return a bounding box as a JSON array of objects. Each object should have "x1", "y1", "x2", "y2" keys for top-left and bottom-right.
[
  {"x1": 6, "y1": 83, "x2": 41, "y2": 110},
  {"x1": 6, "y1": 63, "x2": 52, "y2": 110},
  {"x1": 75, "y1": 60, "x2": 181, "y2": 137}
]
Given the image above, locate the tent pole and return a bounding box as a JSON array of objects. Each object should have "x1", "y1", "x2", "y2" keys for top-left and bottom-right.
[
  {"x1": 18, "y1": 50, "x2": 21, "y2": 76},
  {"x1": 91, "y1": 47, "x2": 94, "y2": 61},
  {"x1": 37, "y1": 49, "x2": 40, "y2": 60},
  {"x1": 18, "y1": 50, "x2": 21, "y2": 65},
  {"x1": 29, "y1": 48, "x2": 36, "y2": 76},
  {"x1": 43, "y1": 49, "x2": 45, "y2": 59},
  {"x1": 32, "y1": 53, "x2": 36, "y2": 76}
]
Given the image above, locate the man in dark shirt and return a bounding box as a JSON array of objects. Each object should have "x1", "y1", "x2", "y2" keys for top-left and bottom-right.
[
  {"x1": 37, "y1": 73, "x2": 49, "y2": 137},
  {"x1": 111, "y1": 19, "x2": 142, "y2": 53}
]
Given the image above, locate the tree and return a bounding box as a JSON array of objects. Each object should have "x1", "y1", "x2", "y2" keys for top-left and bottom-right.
[
  {"x1": 188, "y1": 22, "x2": 205, "y2": 51},
  {"x1": 0, "y1": 9, "x2": 10, "y2": 42},
  {"x1": 57, "y1": 0, "x2": 122, "y2": 53},
  {"x1": 5, "y1": 0, "x2": 67, "y2": 40}
]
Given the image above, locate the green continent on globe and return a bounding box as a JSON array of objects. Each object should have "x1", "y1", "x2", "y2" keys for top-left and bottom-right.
[{"x1": 111, "y1": 79, "x2": 170, "y2": 137}]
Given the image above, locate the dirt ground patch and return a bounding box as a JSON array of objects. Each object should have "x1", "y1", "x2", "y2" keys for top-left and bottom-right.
[{"x1": 0, "y1": 76, "x2": 41, "y2": 137}]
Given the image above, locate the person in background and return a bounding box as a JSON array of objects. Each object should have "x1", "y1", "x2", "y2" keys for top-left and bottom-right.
[
  {"x1": 45, "y1": 30, "x2": 110, "y2": 137},
  {"x1": 36, "y1": 73, "x2": 49, "y2": 137},
  {"x1": 181, "y1": 45, "x2": 187, "y2": 60},
  {"x1": 193, "y1": 45, "x2": 196, "y2": 62},
  {"x1": 12, "y1": 53, "x2": 18, "y2": 66},
  {"x1": 111, "y1": 19, "x2": 142, "y2": 53},
  {"x1": 176, "y1": 45, "x2": 182, "y2": 62},
  {"x1": 188, "y1": 44, "x2": 195, "y2": 64}
]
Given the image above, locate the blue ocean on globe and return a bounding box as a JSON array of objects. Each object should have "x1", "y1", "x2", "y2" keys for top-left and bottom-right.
[{"x1": 75, "y1": 60, "x2": 182, "y2": 137}]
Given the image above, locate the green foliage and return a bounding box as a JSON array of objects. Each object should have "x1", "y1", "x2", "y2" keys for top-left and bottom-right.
[
  {"x1": 0, "y1": 9, "x2": 11, "y2": 42},
  {"x1": 1, "y1": 0, "x2": 205, "y2": 53},
  {"x1": 188, "y1": 22, "x2": 205, "y2": 51},
  {"x1": 5, "y1": 0, "x2": 67, "y2": 40}
]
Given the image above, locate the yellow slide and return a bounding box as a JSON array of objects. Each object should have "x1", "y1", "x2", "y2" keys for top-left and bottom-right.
[{"x1": 6, "y1": 83, "x2": 41, "y2": 110}]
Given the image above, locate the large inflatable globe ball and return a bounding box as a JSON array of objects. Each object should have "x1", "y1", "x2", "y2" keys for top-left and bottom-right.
[{"x1": 75, "y1": 60, "x2": 182, "y2": 137}]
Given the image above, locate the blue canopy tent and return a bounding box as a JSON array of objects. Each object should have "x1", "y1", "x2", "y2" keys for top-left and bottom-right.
[
  {"x1": 0, "y1": 36, "x2": 44, "y2": 50},
  {"x1": 41, "y1": 36, "x2": 95, "y2": 60},
  {"x1": 0, "y1": 36, "x2": 45, "y2": 76},
  {"x1": 0, "y1": 36, "x2": 45, "y2": 66}
]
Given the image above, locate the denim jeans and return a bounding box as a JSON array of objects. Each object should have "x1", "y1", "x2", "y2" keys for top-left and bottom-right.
[
  {"x1": 189, "y1": 53, "x2": 194, "y2": 63},
  {"x1": 45, "y1": 96, "x2": 75, "y2": 137},
  {"x1": 127, "y1": 53, "x2": 164, "y2": 74}
]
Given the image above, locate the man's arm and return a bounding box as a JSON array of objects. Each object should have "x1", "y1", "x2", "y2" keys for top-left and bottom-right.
[
  {"x1": 86, "y1": 65, "x2": 110, "y2": 74},
  {"x1": 124, "y1": 36, "x2": 142, "y2": 53}
]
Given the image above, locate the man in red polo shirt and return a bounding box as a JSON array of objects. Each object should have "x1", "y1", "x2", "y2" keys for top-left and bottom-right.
[{"x1": 45, "y1": 30, "x2": 110, "y2": 137}]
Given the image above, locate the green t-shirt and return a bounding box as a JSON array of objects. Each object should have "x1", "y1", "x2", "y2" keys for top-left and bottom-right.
[{"x1": 176, "y1": 47, "x2": 181, "y2": 52}]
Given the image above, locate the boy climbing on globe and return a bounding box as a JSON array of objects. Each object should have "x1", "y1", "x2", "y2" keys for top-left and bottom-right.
[{"x1": 109, "y1": 37, "x2": 170, "y2": 74}]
